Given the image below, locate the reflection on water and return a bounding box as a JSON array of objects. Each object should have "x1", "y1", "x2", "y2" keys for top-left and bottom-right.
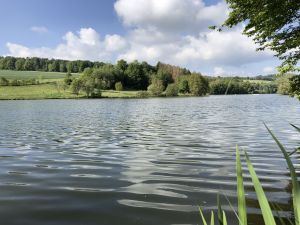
[{"x1": 0, "y1": 95, "x2": 299, "y2": 225}]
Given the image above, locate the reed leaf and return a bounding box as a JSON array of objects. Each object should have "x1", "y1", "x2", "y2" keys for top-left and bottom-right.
[
  {"x1": 290, "y1": 124, "x2": 300, "y2": 133},
  {"x1": 236, "y1": 145, "x2": 247, "y2": 225},
  {"x1": 210, "y1": 211, "x2": 214, "y2": 225},
  {"x1": 244, "y1": 151, "x2": 276, "y2": 225},
  {"x1": 199, "y1": 207, "x2": 208, "y2": 225},
  {"x1": 265, "y1": 124, "x2": 300, "y2": 225},
  {"x1": 218, "y1": 194, "x2": 223, "y2": 225},
  {"x1": 223, "y1": 211, "x2": 228, "y2": 225}
]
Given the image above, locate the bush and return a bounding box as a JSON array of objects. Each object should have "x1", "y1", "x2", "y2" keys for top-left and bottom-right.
[
  {"x1": 70, "y1": 79, "x2": 83, "y2": 95},
  {"x1": 64, "y1": 72, "x2": 73, "y2": 86},
  {"x1": 289, "y1": 75, "x2": 300, "y2": 99},
  {"x1": 10, "y1": 79, "x2": 21, "y2": 86},
  {"x1": 0, "y1": 77, "x2": 9, "y2": 86},
  {"x1": 137, "y1": 91, "x2": 149, "y2": 98},
  {"x1": 178, "y1": 79, "x2": 189, "y2": 93},
  {"x1": 115, "y1": 82, "x2": 123, "y2": 91},
  {"x1": 165, "y1": 83, "x2": 178, "y2": 96},
  {"x1": 147, "y1": 78, "x2": 164, "y2": 96},
  {"x1": 188, "y1": 73, "x2": 209, "y2": 96}
]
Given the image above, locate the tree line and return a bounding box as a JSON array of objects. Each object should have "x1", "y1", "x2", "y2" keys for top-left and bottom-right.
[
  {"x1": 0, "y1": 56, "x2": 104, "y2": 73},
  {"x1": 209, "y1": 77, "x2": 278, "y2": 95},
  {"x1": 66, "y1": 60, "x2": 209, "y2": 97}
]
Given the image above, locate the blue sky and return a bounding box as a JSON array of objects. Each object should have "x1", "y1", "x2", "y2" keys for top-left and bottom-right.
[{"x1": 0, "y1": 0, "x2": 280, "y2": 76}]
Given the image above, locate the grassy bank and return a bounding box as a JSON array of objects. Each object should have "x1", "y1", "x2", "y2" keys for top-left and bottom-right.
[
  {"x1": 0, "y1": 70, "x2": 79, "y2": 80},
  {"x1": 0, "y1": 83, "x2": 141, "y2": 100}
]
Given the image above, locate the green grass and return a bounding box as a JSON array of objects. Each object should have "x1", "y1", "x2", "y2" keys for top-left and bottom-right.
[
  {"x1": 0, "y1": 84, "x2": 141, "y2": 100},
  {"x1": 0, "y1": 70, "x2": 79, "y2": 81},
  {"x1": 101, "y1": 90, "x2": 139, "y2": 98},
  {"x1": 243, "y1": 79, "x2": 273, "y2": 84},
  {"x1": 0, "y1": 84, "x2": 83, "y2": 100}
]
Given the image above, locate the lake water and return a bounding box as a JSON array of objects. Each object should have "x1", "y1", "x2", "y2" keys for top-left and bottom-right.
[{"x1": 0, "y1": 94, "x2": 299, "y2": 225}]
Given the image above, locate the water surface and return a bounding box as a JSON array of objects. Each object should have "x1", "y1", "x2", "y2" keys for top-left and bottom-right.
[{"x1": 0, "y1": 95, "x2": 299, "y2": 225}]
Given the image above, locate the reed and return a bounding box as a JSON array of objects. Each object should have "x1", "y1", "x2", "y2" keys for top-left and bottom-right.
[{"x1": 199, "y1": 124, "x2": 300, "y2": 225}]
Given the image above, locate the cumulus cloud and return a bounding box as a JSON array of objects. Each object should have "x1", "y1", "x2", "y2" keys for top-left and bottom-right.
[
  {"x1": 30, "y1": 26, "x2": 48, "y2": 33},
  {"x1": 5, "y1": 0, "x2": 278, "y2": 75},
  {"x1": 263, "y1": 66, "x2": 274, "y2": 73},
  {"x1": 213, "y1": 67, "x2": 225, "y2": 76},
  {"x1": 114, "y1": 0, "x2": 227, "y2": 33},
  {"x1": 7, "y1": 28, "x2": 128, "y2": 61}
]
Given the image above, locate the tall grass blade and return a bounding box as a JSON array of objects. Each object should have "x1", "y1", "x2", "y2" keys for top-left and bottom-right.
[
  {"x1": 265, "y1": 124, "x2": 300, "y2": 225},
  {"x1": 217, "y1": 194, "x2": 223, "y2": 225},
  {"x1": 210, "y1": 211, "x2": 214, "y2": 225},
  {"x1": 290, "y1": 124, "x2": 300, "y2": 133},
  {"x1": 272, "y1": 202, "x2": 294, "y2": 225},
  {"x1": 270, "y1": 202, "x2": 288, "y2": 225},
  {"x1": 244, "y1": 151, "x2": 276, "y2": 225},
  {"x1": 223, "y1": 211, "x2": 228, "y2": 225},
  {"x1": 236, "y1": 145, "x2": 247, "y2": 225},
  {"x1": 222, "y1": 191, "x2": 244, "y2": 225},
  {"x1": 199, "y1": 207, "x2": 208, "y2": 225}
]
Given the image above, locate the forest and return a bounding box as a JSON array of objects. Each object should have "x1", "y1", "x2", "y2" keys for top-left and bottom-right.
[{"x1": 0, "y1": 56, "x2": 299, "y2": 98}]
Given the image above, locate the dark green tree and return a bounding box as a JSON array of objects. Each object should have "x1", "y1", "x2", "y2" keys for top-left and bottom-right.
[{"x1": 222, "y1": 0, "x2": 300, "y2": 68}]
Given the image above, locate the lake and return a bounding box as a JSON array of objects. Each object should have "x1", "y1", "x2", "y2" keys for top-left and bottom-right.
[{"x1": 0, "y1": 94, "x2": 299, "y2": 225}]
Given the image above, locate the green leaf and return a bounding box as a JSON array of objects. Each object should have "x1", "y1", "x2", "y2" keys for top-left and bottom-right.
[
  {"x1": 265, "y1": 124, "x2": 300, "y2": 225},
  {"x1": 199, "y1": 207, "x2": 208, "y2": 225},
  {"x1": 244, "y1": 151, "x2": 276, "y2": 225},
  {"x1": 210, "y1": 211, "x2": 215, "y2": 225},
  {"x1": 290, "y1": 124, "x2": 300, "y2": 133},
  {"x1": 223, "y1": 211, "x2": 228, "y2": 225},
  {"x1": 236, "y1": 145, "x2": 247, "y2": 225},
  {"x1": 217, "y1": 194, "x2": 223, "y2": 225}
]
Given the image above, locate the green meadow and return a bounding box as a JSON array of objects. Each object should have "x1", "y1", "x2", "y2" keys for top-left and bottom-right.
[{"x1": 0, "y1": 70, "x2": 79, "y2": 80}]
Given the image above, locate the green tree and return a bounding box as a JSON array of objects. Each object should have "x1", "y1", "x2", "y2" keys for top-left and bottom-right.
[
  {"x1": 165, "y1": 83, "x2": 178, "y2": 97},
  {"x1": 178, "y1": 79, "x2": 189, "y2": 94},
  {"x1": 64, "y1": 72, "x2": 73, "y2": 86},
  {"x1": 92, "y1": 65, "x2": 115, "y2": 89},
  {"x1": 155, "y1": 71, "x2": 173, "y2": 88},
  {"x1": 277, "y1": 74, "x2": 292, "y2": 95},
  {"x1": 15, "y1": 58, "x2": 25, "y2": 71},
  {"x1": 222, "y1": 0, "x2": 300, "y2": 68},
  {"x1": 125, "y1": 60, "x2": 149, "y2": 90},
  {"x1": 289, "y1": 75, "x2": 300, "y2": 99},
  {"x1": 188, "y1": 73, "x2": 209, "y2": 96},
  {"x1": 70, "y1": 79, "x2": 82, "y2": 95},
  {"x1": 147, "y1": 78, "x2": 164, "y2": 96},
  {"x1": 115, "y1": 82, "x2": 123, "y2": 91}
]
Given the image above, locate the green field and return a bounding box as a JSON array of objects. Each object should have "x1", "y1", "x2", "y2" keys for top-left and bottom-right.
[
  {"x1": 243, "y1": 79, "x2": 273, "y2": 84},
  {"x1": 0, "y1": 83, "x2": 140, "y2": 100},
  {"x1": 0, "y1": 70, "x2": 79, "y2": 81}
]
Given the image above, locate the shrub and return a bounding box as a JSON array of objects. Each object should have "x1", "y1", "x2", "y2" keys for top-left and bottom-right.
[
  {"x1": 0, "y1": 77, "x2": 9, "y2": 86},
  {"x1": 147, "y1": 78, "x2": 164, "y2": 96},
  {"x1": 178, "y1": 79, "x2": 189, "y2": 93},
  {"x1": 10, "y1": 79, "x2": 21, "y2": 86},
  {"x1": 64, "y1": 72, "x2": 73, "y2": 86},
  {"x1": 137, "y1": 91, "x2": 149, "y2": 98},
  {"x1": 165, "y1": 83, "x2": 178, "y2": 97},
  {"x1": 188, "y1": 73, "x2": 209, "y2": 96},
  {"x1": 115, "y1": 82, "x2": 123, "y2": 91},
  {"x1": 70, "y1": 79, "x2": 83, "y2": 95}
]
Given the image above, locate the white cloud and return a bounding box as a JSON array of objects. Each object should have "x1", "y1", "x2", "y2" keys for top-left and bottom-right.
[
  {"x1": 263, "y1": 66, "x2": 274, "y2": 73},
  {"x1": 5, "y1": 0, "x2": 279, "y2": 75},
  {"x1": 7, "y1": 28, "x2": 128, "y2": 61},
  {"x1": 30, "y1": 26, "x2": 48, "y2": 33},
  {"x1": 114, "y1": 0, "x2": 227, "y2": 33},
  {"x1": 104, "y1": 34, "x2": 127, "y2": 52},
  {"x1": 213, "y1": 67, "x2": 225, "y2": 76}
]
